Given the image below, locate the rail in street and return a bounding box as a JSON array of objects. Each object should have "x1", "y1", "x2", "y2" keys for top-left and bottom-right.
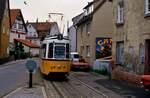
[{"x1": 43, "y1": 74, "x2": 108, "y2": 98}]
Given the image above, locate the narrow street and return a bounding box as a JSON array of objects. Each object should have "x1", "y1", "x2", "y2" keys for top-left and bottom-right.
[
  {"x1": 0, "y1": 60, "x2": 150, "y2": 98},
  {"x1": 43, "y1": 71, "x2": 150, "y2": 98},
  {"x1": 0, "y1": 60, "x2": 27, "y2": 97}
]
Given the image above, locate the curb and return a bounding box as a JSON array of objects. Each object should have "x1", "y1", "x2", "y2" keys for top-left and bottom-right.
[
  {"x1": 2, "y1": 86, "x2": 47, "y2": 98},
  {"x1": 0, "y1": 60, "x2": 26, "y2": 68},
  {"x1": 3, "y1": 87, "x2": 22, "y2": 98}
]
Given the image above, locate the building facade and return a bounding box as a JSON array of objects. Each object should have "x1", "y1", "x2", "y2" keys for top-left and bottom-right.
[
  {"x1": 69, "y1": 13, "x2": 84, "y2": 52},
  {"x1": 90, "y1": 0, "x2": 113, "y2": 64},
  {"x1": 0, "y1": 0, "x2": 11, "y2": 61},
  {"x1": 76, "y1": 2, "x2": 93, "y2": 63},
  {"x1": 112, "y1": 0, "x2": 150, "y2": 76},
  {"x1": 76, "y1": 0, "x2": 113, "y2": 65},
  {"x1": 9, "y1": 9, "x2": 27, "y2": 54},
  {"x1": 26, "y1": 21, "x2": 60, "y2": 42}
]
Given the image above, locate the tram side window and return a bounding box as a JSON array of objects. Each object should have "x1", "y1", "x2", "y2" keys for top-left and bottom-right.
[
  {"x1": 41, "y1": 44, "x2": 46, "y2": 58},
  {"x1": 48, "y1": 43, "x2": 53, "y2": 58},
  {"x1": 66, "y1": 44, "x2": 70, "y2": 58}
]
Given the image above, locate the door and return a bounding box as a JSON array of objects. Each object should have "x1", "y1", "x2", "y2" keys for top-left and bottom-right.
[
  {"x1": 116, "y1": 42, "x2": 124, "y2": 65},
  {"x1": 145, "y1": 40, "x2": 150, "y2": 74}
]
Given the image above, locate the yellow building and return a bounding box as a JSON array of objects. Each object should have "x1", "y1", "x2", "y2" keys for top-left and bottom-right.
[{"x1": 0, "y1": 0, "x2": 11, "y2": 63}]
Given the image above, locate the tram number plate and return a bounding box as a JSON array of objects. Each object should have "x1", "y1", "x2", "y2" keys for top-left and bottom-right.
[{"x1": 57, "y1": 65, "x2": 61, "y2": 69}]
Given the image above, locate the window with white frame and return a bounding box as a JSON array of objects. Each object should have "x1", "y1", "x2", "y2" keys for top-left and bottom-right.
[
  {"x1": 117, "y1": 1, "x2": 124, "y2": 24},
  {"x1": 86, "y1": 23, "x2": 91, "y2": 35},
  {"x1": 145, "y1": 0, "x2": 150, "y2": 15}
]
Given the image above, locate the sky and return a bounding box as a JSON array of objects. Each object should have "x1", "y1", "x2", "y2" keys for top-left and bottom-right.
[{"x1": 10, "y1": 0, "x2": 93, "y2": 26}]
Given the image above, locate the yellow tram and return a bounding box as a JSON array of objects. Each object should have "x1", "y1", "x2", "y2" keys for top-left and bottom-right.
[{"x1": 40, "y1": 34, "x2": 71, "y2": 76}]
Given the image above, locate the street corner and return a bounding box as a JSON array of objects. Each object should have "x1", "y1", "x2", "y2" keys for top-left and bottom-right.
[{"x1": 3, "y1": 85, "x2": 47, "y2": 98}]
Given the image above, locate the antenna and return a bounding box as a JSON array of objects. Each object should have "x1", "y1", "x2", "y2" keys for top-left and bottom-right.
[{"x1": 48, "y1": 13, "x2": 64, "y2": 33}]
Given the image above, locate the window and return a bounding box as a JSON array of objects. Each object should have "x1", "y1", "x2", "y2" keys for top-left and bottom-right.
[
  {"x1": 145, "y1": 0, "x2": 150, "y2": 15},
  {"x1": 48, "y1": 43, "x2": 53, "y2": 58},
  {"x1": 2, "y1": 27, "x2": 5, "y2": 33},
  {"x1": 84, "y1": 5, "x2": 93, "y2": 15},
  {"x1": 117, "y1": 1, "x2": 124, "y2": 24},
  {"x1": 139, "y1": 44, "x2": 145, "y2": 64},
  {"x1": 54, "y1": 46, "x2": 65, "y2": 59},
  {"x1": 86, "y1": 45, "x2": 90, "y2": 57},
  {"x1": 86, "y1": 23, "x2": 91, "y2": 35},
  {"x1": 41, "y1": 44, "x2": 46, "y2": 58},
  {"x1": 116, "y1": 42, "x2": 124, "y2": 65},
  {"x1": 66, "y1": 44, "x2": 70, "y2": 58},
  {"x1": 80, "y1": 46, "x2": 84, "y2": 57},
  {"x1": 81, "y1": 26, "x2": 83, "y2": 37},
  {"x1": 18, "y1": 24, "x2": 23, "y2": 30},
  {"x1": 29, "y1": 24, "x2": 32, "y2": 28},
  {"x1": 18, "y1": 34, "x2": 20, "y2": 38},
  {"x1": 13, "y1": 23, "x2": 17, "y2": 28}
]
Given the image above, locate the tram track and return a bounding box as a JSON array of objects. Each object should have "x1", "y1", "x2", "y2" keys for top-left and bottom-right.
[
  {"x1": 44, "y1": 79, "x2": 64, "y2": 98},
  {"x1": 69, "y1": 75, "x2": 110, "y2": 98},
  {"x1": 44, "y1": 74, "x2": 110, "y2": 98}
]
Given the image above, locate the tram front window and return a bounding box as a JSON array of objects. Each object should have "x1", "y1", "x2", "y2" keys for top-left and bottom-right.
[{"x1": 54, "y1": 46, "x2": 65, "y2": 59}]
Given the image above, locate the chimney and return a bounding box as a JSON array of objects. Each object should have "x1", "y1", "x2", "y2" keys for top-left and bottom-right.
[{"x1": 36, "y1": 18, "x2": 38, "y2": 23}]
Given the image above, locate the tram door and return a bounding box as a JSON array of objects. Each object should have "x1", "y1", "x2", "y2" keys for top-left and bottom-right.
[{"x1": 145, "y1": 40, "x2": 150, "y2": 74}]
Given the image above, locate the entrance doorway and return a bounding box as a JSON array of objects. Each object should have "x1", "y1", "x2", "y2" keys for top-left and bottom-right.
[{"x1": 145, "y1": 40, "x2": 150, "y2": 74}]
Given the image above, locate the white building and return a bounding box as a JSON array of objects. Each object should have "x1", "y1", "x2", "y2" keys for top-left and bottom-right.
[
  {"x1": 69, "y1": 13, "x2": 84, "y2": 52},
  {"x1": 9, "y1": 9, "x2": 27, "y2": 53},
  {"x1": 9, "y1": 9, "x2": 39, "y2": 58}
]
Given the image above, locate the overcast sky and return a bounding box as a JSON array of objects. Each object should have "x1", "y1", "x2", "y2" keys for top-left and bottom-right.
[{"x1": 10, "y1": 0, "x2": 93, "y2": 24}]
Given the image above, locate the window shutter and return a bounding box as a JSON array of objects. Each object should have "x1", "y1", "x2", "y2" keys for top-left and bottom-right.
[
  {"x1": 120, "y1": 7, "x2": 124, "y2": 23},
  {"x1": 117, "y1": 5, "x2": 121, "y2": 23}
]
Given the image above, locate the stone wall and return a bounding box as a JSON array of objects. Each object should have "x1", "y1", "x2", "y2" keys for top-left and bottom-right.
[{"x1": 112, "y1": 66, "x2": 141, "y2": 85}]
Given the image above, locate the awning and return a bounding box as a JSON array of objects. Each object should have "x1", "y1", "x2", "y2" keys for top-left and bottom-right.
[{"x1": 14, "y1": 39, "x2": 40, "y2": 48}]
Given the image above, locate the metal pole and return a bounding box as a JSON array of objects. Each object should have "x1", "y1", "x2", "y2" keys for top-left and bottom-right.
[{"x1": 29, "y1": 71, "x2": 32, "y2": 88}]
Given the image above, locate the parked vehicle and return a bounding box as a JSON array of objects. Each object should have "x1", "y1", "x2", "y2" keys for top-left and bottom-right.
[
  {"x1": 70, "y1": 52, "x2": 90, "y2": 71},
  {"x1": 70, "y1": 52, "x2": 79, "y2": 62},
  {"x1": 140, "y1": 75, "x2": 150, "y2": 91}
]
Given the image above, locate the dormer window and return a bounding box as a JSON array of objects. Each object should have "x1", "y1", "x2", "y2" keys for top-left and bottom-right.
[
  {"x1": 29, "y1": 24, "x2": 32, "y2": 28},
  {"x1": 116, "y1": 1, "x2": 124, "y2": 24},
  {"x1": 84, "y1": 4, "x2": 93, "y2": 16},
  {"x1": 145, "y1": 0, "x2": 150, "y2": 15}
]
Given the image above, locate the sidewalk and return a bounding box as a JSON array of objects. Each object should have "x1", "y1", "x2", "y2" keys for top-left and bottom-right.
[
  {"x1": 91, "y1": 72, "x2": 150, "y2": 98},
  {"x1": 3, "y1": 85, "x2": 47, "y2": 98},
  {"x1": 2, "y1": 65, "x2": 47, "y2": 98},
  {"x1": 0, "y1": 59, "x2": 26, "y2": 67}
]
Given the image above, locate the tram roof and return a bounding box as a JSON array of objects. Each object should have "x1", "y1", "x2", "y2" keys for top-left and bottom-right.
[{"x1": 42, "y1": 36, "x2": 69, "y2": 44}]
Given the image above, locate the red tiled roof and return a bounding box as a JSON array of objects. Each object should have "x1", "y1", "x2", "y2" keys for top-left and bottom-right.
[
  {"x1": 10, "y1": 9, "x2": 20, "y2": 26},
  {"x1": 27, "y1": 22, "x2": 56, "y2": 38},
  {"x1": 14, "y1": 39, "x2": 39, "y2": 48},
  {"x1": 28, "y1": 22, "x2": 55, "y2": 31},
  {"x1": 10, "y1": 9, "x2": 27, "y2": 32}
]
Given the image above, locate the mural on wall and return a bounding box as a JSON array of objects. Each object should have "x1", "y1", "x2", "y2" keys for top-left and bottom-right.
[{"x1": 96, "y1": 38, "x2": 112, "y2": 59}]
